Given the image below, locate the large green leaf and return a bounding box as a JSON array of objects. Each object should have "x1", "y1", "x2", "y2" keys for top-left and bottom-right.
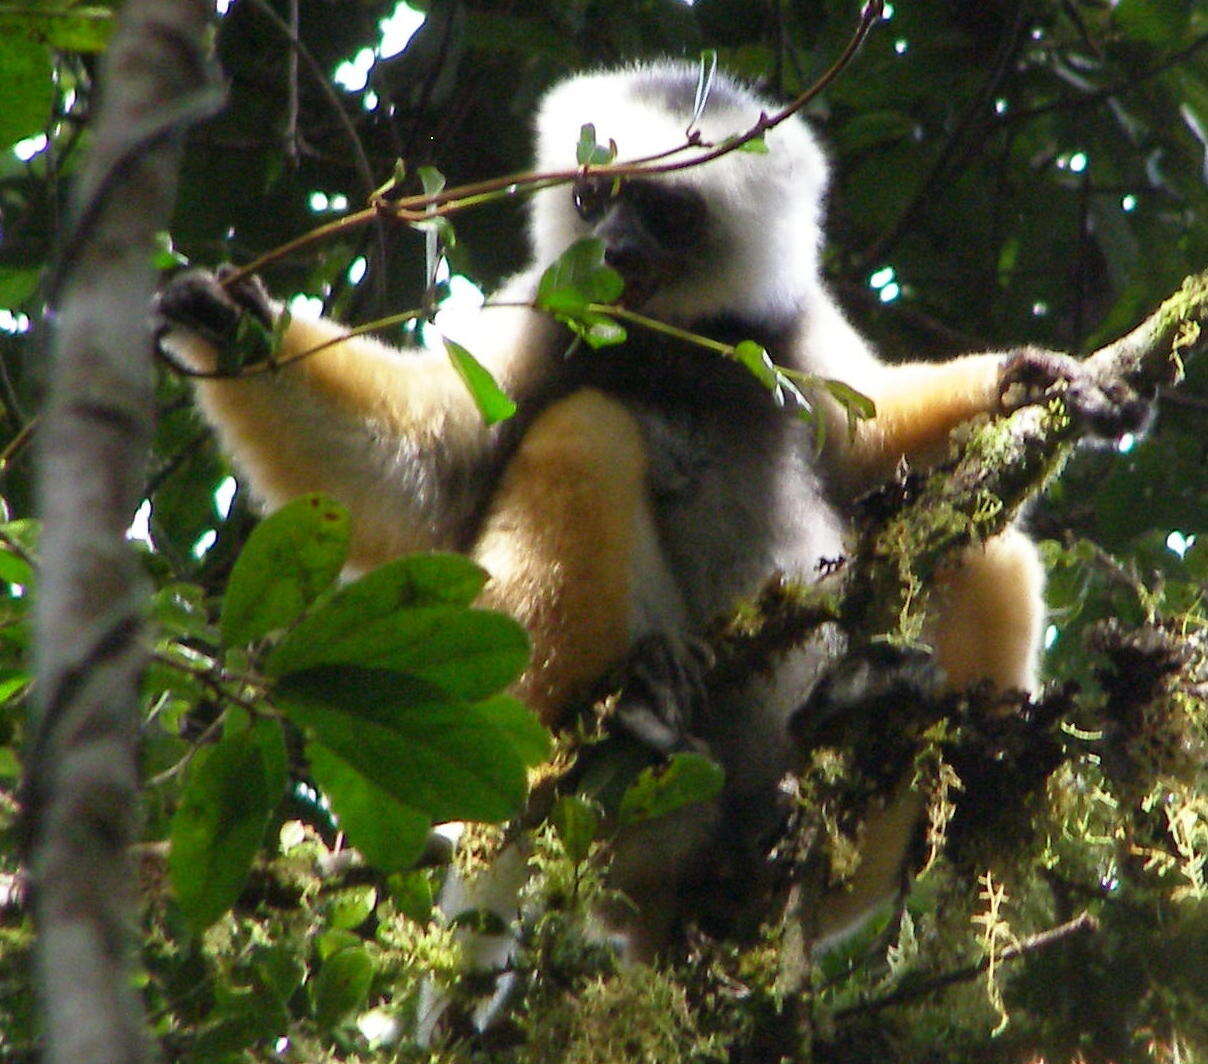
[
  {"x1": 306, "y1": 742, "x2": 430, "y2": 872},
  {"x1": 269, "y1": 599, "x2": 529, "y2": 702},
  {"x1": 275, "y1": 667, "x2": 548, "y2": 821},
  {"x1": 311, "y1": 946, "x2": 375, "y2": 1031},
  {"x1": 0, "y1": 37, "x2": 52, "y2": 149},
  {"x1": 168, "y1": 724, "x2": 285, "y2": 931},
  {"x1": 0, "y1": 7, "x2": 114, "y2": 54},
  {"x1": 220, "y1": 494, "x2": 349, "y2": 647}
]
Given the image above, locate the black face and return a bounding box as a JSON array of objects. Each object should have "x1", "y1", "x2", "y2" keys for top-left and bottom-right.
[{"x1": 570, "y1": 176, "x2": 709, "y2": 306}]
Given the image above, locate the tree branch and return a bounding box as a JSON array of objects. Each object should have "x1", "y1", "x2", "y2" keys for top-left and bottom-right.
[
  {"x1": 833, "y1": 911, "x2": 1100, "y2": 1020},
  {"x1": 847, "y1": 270, "x2": 1205, "y2": 637},
  {"x1": 25, "y1": 3, "x2": 215, "y2": 1063}
]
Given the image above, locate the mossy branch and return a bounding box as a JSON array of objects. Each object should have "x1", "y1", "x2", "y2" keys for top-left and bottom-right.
[{"x1": 843, "y1": 269, "x2": 1205, "y2": 640}]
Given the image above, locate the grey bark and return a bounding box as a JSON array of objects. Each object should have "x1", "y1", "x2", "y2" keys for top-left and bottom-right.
[{"x1": 26, "y1": 3, "x2": 217, "y2": 1062}]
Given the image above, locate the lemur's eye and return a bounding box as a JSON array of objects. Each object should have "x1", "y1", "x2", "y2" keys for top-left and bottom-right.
[{"x1": 572, "y1": 177, "x2": 613, "y2": 222}]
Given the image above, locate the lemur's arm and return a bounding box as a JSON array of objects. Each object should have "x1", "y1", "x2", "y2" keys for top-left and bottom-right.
[
  {"x1": 829, "y1": 346, "x2": 1150, "y2": 494},
  {"x1": 157, "y1": 268, "x2": 553, "y2": 572}
]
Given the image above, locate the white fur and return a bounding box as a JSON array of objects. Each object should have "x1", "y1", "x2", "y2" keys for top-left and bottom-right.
[{"x1": 528, "y1": 63, "x2": 829, "y2": 325}]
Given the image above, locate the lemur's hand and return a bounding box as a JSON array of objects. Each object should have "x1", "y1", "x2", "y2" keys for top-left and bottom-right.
[
  {"x1": 999, "y1": 346, "x2": 1153, "y2": 439},
  {"x1": 610, "y1": 631, "x2": 715, "y2": 758},
  {"x1": 154, "y1": 266, "x2": 275, "y2": 373}
]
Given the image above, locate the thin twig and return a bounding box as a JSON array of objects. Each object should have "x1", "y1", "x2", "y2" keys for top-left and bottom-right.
[
  {"x1": 834, "y1": 911, "x2": 1099, "y2": 1019},
  {"x1": 241, "y1": 0, "x2": 387, "y2": 303},
  {"x1": 860, "y1": 6, "x2": 1028, "y2": 268},
  {"x1": 998, "y1": 32, "x2": 1208, "y2": 128},
  {"x1": 223, "y1": 0, "x2": 886, "y2": 283}
]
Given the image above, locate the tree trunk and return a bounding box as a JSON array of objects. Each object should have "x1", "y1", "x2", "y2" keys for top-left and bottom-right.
[{"x1": 26, "y1": 3, "x2": 216, "y2": 1062}]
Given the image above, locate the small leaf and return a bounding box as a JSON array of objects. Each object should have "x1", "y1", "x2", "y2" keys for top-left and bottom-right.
[
  {"x1": 169, "y1": 728, "x2": 282, "y2": 931},
  {"x1": 307, "y1": 742, "x2": 429, "y2": 872},
  {"x1": 413, "y1": 214, "x2": 458, "y2": 248},
  {"x1": 574, "y1": 316, "x2": 628, "y2": 349},
  {"x1": 275, "y1": 668, "x2": 548, "y2": 821},
  {"x1": 576, "y1": 123, "x2": 615, "y2": 166},
  {"x1": 221, "y1": 311, "x2": 274, "y2": 375},
  {"x1": 552, "y1": 795, "x2": 600, "y2": 863},
  {"x1": 312, "y1": 946, "x2": 375, "y2": 1030},
  {"x1": 221, "y1": 494, "x2": 349, "y2": 647},
  {"x1": 733, "y1": 341, "x2": 779, "y2": 390},
  {"x1": 388, "y1": 871, "x2": 435, "y2": 923},
  {"x1": 445, "y1": 338, "x2": 518, "y2": 425},
  {"x1": 324, "y1": 885, "x2": 378, "y2": 931},
  {"x1": 417, "y1": 165, "x2": 446, "y2": 197},
  {"x1": 535, "y1": 239, "x2": 624, "y2": 315},
  {"x1": 736, "y1": 134, "x2": 769, "y2": 154},
  {"x1": 618, "y1": 752, "x2": 725, "y2": 827},
  {"x1": 823, "y1": 378, "x2": 877, "y2": 427},
  {"x1": 152, "y1": 231, "x2": 187, "y2": 270}
]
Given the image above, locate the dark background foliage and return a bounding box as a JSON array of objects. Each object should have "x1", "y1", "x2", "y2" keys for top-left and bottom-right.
[{"x1": 0, "y1": 1, "x2": 1205, "y2": 1061}]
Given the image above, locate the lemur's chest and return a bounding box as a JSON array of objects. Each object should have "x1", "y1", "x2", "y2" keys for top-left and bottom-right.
[{"x1": 631, "y1": 401, "x2": 845, "y2": 626}]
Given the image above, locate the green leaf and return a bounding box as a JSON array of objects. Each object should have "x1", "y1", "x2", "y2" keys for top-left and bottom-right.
[
  {"x1": 152, "y1": 231, "x2": 187, "y2": 271},
  {"x1": 307, "y1": 742, "x2": 429, "y2": 872},
  {"x1": 0, "y1": 37, "x2": 52, "y2": 149},
  {"x1": 445, "y1": 338, "x2": 518, "y2": 425},
  {"x1": 617, "y1": 752, "x2": 724, "y2": 827},
  {"x1": 1183, "y1": 537, "x2": 1207, "y2": 582},
  {"x1": 275, "y1": 668, "x2": 547, "y2": 821},
  {"x1": 220, "y1": 494, "x2": 349, "y2": 647},
  {"x1": 417, "y1": 165, "x2": 446, "y2": 197},
  {"x1": 1114, "y1": 0, "x2": 1189, "y2": 45},
  {"x1": 191, "y1": 988, "x2": 288, "y2": 1057},
  {"x1": 735, "y1": 134, "x2": 769, "y2": 154},
  {"x1": 324, "y1": 885, "x2": 378, "y2": 931},
  {"x1": 283, "y1": 553, "x2": 488, "y2": 629},
  {"x1": 552, "y1": 795, "x2": 600, "y2": 863},
  {"x1": 312, "y1": 946, "x2": 375, "y2": 1030},
  {"x1": 249, "y1": 716, "x2": 288, "y2": 801},
  {"x1": 387, "y1": 871, "x2": 435, "y2": 923},
  {"x1": 0, "y1": 7, "x2": 115, "y2": 53},
  {"x1": 535, "y1": 238, "x2": 624, "y2": 316},
  {"x1": 317, "y1": 928, "x2": 360, "y2": 961},
  {"x1": 733, "y1": 341, "x2": 780, "y2": 390},
  {"x1": 719, "y1": 132, "x2": 768, "y2": 154},
  {"x1": 822, "y1": 379, "x2": 877, "y2": 421},
  {"x1": 0, "y1": 747, "x2": 20, "y2": 780},
  {"x1": 253, "y1": 944, "x2": 305, "y2": 1005},
  {"x1": 0, "y1": 550, "x2": 32, "y2": 589},
  {"x1": 169, "y1": 728, "x2": 283, "y2": 931},
  {"x1": 534, "y1": 240, "x2": 627, "y2": 348},
  {"x1": 269, "y1": 598, "x2": 529, "y2": 702},
  {"x1": 0, "y1": 268, "x2": 39, "y2": 306},
  {"x1": 576, "y1": 123, "x2": 615, "y2": 166}
]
